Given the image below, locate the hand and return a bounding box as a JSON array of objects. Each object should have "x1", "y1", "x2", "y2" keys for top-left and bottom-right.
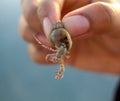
[{"x1": 19, "y1": 0, "x2": 120, "y2": 75}]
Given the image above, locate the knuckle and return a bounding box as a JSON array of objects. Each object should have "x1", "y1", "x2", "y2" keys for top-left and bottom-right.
[
  {"x1": 90, "y1": 2, "x2": 113, "y2": 32},
  {"x1": 22, "y1": 0, "x2": 40, "y2": 31},
  {"x1": 19, "y1": 16, "x2": 30, "y2": 42},
  {"x1": 19, "y1": 16, "x2": 37, "y2": 43},
  {"x1": 37, "y1": 0, "x2": 47, "y2": 20},
  {"x1": 19, "y1": 16, "x2": 26, "y2": 40},
  {"x1": 21, "y1": 28, "x2": 32, "y2": 43},
  {"x1": 94, "y1": 2, "x2": 112, "y2": 24},
  {"x1": 31, "y1": 55, "x2": 42, "y2": 64},
  {"x1": 28, "y1": 44, "x2": 41, "y2": 63},
  {"x1": 28, "y1": 44, "x2": 47, "y2": 64},
  {"x1": 22, "y1": 0, "x2": 37, "y2": 17}
]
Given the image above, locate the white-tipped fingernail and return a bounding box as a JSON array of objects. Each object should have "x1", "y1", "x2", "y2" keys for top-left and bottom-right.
[
  {"x1": 43, "y1": 17, "x2": 52, "y2": 39},
  {"x1": 62, "y1": 15, "x2": 90, "y2": 37}
]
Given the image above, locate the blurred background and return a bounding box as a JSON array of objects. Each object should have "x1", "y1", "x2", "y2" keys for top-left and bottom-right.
[{"x1": 0, "y1": 0, "x2": 120, "y2": 101}]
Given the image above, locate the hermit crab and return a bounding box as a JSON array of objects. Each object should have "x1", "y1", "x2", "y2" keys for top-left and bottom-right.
[{"x1": 33, "y1": 22, "x2": 72, "y2": 79}]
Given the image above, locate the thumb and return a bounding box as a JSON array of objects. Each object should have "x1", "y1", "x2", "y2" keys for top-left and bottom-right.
[{"x1": 62, "y1": 2, "x2": 120, "y2": 38}]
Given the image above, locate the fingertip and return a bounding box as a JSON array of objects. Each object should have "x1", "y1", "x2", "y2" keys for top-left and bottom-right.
[
  {"x1": 62, "y1": 15, "x2": 90, "y2": 38},
  {"x1": 37, "y1": 0, "x2": 63, "y2": 31}
]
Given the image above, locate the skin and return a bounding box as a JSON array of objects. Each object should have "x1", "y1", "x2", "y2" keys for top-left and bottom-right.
[{"x1": 19, "y1": 0, "x2": 120, "y2": 75}]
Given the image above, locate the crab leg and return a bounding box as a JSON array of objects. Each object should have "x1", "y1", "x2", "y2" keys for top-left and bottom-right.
[{"x1": 55, "y1": 59, "x2": 65, "y2": 79}]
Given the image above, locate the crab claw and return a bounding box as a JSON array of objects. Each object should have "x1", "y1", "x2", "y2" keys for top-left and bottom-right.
[{"x1": 45, "y1": 53, "x2": 57, "y2": 63}]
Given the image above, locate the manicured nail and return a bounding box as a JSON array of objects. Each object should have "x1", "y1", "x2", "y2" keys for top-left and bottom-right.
[
  {"x1": 62, "y1": 15, "x2": 90, "y2": 37},
  {"x1": 43, "y1": 17, "x2": 52, "y2": 39}
]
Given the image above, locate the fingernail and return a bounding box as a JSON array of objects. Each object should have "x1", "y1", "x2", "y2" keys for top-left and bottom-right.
[
  {"x1": 62, "y1": 15, "x2": 90, "y2": 37},
  {"x1": 43, "y1": 17, "x2": 52, "y2": 39}
]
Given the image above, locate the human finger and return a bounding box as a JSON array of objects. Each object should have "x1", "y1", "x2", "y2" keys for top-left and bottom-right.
[
  {"x1": 19, "y1": 16, "x2": 52, "y2": 46},
  {"x1": 19, "y1": 16, "x2": 37, "y2": 43},
  {"x1": 37, "y1": 0, "x2": 92, "y2": 38},
  {"x1": 28, "y1": 43, "x2": 53, "y2": 64},
  {"x1": 21, "y1": 0, "x2": 42, "y2": 32},
  {"x1": 62, "y1": 2, "x2": 120, "y2": 39}
]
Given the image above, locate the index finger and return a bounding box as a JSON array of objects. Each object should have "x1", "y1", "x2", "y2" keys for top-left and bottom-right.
[{"x1": 21, "y1": 0, "x2": 42, "y2": 32}]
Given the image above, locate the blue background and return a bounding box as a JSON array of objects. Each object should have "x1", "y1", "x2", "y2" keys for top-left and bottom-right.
[{"x1": 0, "y1": 0, "x2": 120, "y2": 101}]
